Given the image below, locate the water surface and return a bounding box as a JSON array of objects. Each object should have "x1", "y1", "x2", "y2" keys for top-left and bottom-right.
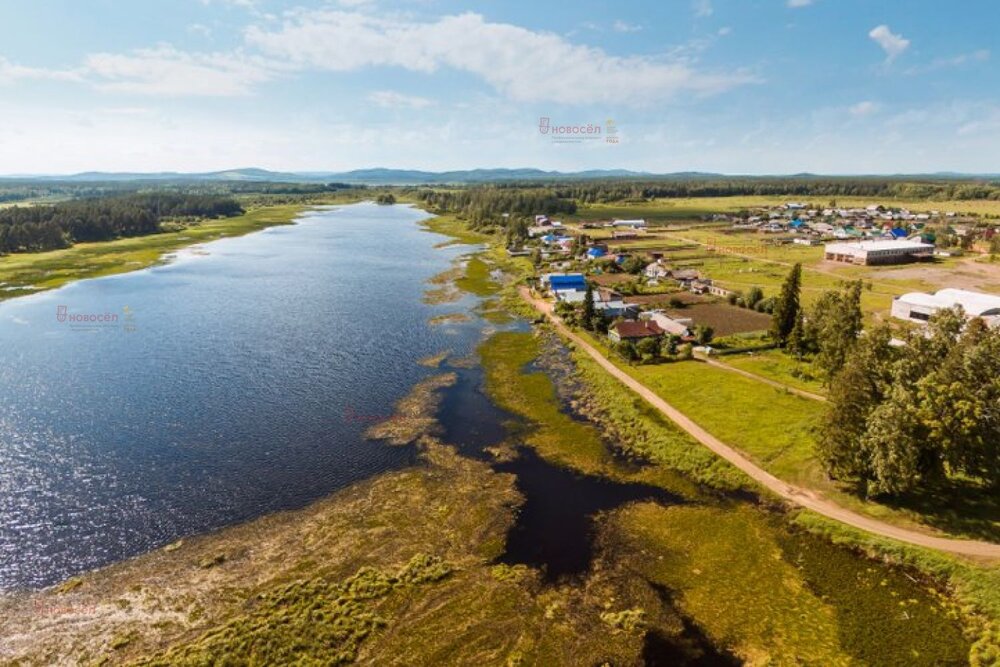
[{"x1": 0, "y1": 203, "x2": 478, "y2": 590}]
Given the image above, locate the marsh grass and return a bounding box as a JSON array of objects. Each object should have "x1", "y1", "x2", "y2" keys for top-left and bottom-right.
[{"x1": 364, "y1": 373, "x2": 457, "y2": 445}]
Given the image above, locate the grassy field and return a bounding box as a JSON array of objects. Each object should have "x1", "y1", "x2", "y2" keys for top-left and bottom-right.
[
  {"x1": 626, "y1": 358, "x2": 827, "y2": 485},
  {"x1": 574, "y1": 327, "x2": 1000, "y2": 542},
  {"x1": 0, "y1": 205, "x2": 306, "y2": 301},
  {"x1": 720, "y1": 348, "x2": 828, "y2": 395}
]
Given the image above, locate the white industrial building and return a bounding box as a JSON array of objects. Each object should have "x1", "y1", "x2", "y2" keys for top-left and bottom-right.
[
  {"x1": 891, "y1": 288, "x2": 1000, "y2": 326},
  {"x1": 612, "y1": 218, "x2": 647, "y2": 228},
  {"x1": 824, "y1": 239, "x2": 933, "y2": 265}
]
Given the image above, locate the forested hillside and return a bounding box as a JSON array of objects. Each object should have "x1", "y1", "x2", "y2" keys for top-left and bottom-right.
[{"x1": 0, "y1": 194, "x2": 243, "y2": 253}]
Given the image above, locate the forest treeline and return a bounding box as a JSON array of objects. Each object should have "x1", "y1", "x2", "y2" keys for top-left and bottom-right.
[
  {"x1": 0, "y1": 193, "x2": 243, "y2": 254},
  {"x1": 417, "y1": 187, "x2": 576, "y2": 230},
  {"x1": 549, "y1": 178, "x2": 1000, "y2": 203}
]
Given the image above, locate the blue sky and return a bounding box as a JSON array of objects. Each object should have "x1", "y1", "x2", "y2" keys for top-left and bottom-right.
[{"x1": 0, "y1": 0, "x2": 997, "y2": 174}]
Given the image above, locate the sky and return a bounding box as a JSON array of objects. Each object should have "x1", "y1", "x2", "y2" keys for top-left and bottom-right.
[{"x1": 0, "y1": 0, "x2": 998, "y2": 175}]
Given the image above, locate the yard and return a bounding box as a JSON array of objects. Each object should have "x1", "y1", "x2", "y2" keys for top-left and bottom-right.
[
  {"x1": 623, "y1": 358, "x2": 827, "y2": 487},
  {"x1": 720, "y1": 349, "x2": 827, "y2": 396},
  {"x1": 663, "y1": 302, "x2": 771, "y2": 337}
]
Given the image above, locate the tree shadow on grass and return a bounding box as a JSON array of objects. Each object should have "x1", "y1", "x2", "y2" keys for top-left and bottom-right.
[{"x1": 870, "y1": 478, "x2": 1000, "y2": 543}]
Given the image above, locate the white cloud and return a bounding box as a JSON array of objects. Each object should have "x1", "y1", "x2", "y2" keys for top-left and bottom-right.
[
  {"x1": 368, "y1": 90, "x2": 433, "y2": 109},
  {"x1": 787, "y1": 0, "x2": 813, "y2": 7},
  {"x1": 187, "y1": 23, "x2": 213, "y2": 38},
  {"x1": 82, "y1": 46, "x2": 275, "y2": 96},
  {"x1": 906, "y1": 49, "x2": 990, "y2": 74},
  {"x1": 692, "y1": 0, "x2": 713, "y2": 18},
  {"x1": 868, "y1": 25, "x2": 910, "y2": 62},
  {"x1": 849, "y1": 100, "x2": 879, "y2": 117},
  {"x1": 717, "y1": 26, "x2": 732, "y2": 36},
  {"x1": 612, "y1": 20, "x2": 642, "y2": 33},
  {"x1": 245, "y1": 11, "x2": 756, "y2": 105},
  {"x1": 0, "y1": 57, "x2": 81, "y2": 84}
]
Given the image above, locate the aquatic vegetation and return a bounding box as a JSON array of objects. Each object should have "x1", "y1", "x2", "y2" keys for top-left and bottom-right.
[
  {"x1": 455, "y1": 256, "x2": 498, "y2": 297},
  {"x1": 479, "y1": 330, "x2": 619, "y2": 477},
  {"x1": 416, "y1": 350, "x2": 451, "y2": 368},
  {"x1": 364, "y1": 373, "x2": 457, "y2": 445},
  {"x1": 139, "y1": 555, "x2": 452, "y2": 666},
  {"x1": 0, "y1": 437, "x2": 523, "y2": 664},
  {"x1": 610, "y1": 502, "x2": 971, "y2": 665},
  {"x1": 428, "y1": 313, "x2": 471, "y2": 325}
]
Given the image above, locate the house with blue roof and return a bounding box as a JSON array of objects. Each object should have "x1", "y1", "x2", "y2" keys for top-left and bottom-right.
[{"x1": 543, "y1": 273, "x2": 587, "y2": 294}]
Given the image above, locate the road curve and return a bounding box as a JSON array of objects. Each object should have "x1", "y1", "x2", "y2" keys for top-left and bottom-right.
[{"x1": 520, "y1": 286, "x2": 1000, "y2": 559}]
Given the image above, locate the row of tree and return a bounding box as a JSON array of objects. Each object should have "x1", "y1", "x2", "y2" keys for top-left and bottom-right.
[
  {"x1": 767, "y1": 263, "x2": 1000, "y2": 495},
  {"x1": 819, "y1": 310, "x2": 1000, "y2": 495},
  {"x1": 549, "y1": 178, "x2": 1000, "y2": 205},
  {"x1": 0, "y1": 194, "x2": 243, "y2": 254}
]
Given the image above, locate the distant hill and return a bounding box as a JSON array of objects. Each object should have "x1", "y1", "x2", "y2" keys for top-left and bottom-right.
[
  {"x1": 2, "y1": 167, "x2": 997, "y2": 185},
  {"x1": 1, "y1": 167, "x2": 702, "y2": 185}
]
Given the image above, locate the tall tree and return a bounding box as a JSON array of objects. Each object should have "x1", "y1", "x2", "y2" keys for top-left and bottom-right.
[
  {"x1": 582, "y1": 282, "x2": 596, "y2": 330},
  {"x1": 770, "y1": 263, "x2": 802, "y2": 345},
  {"x1": 818, "y1": 324, "x2": 895, "y2": 483},
  {"x1": 812, "y1": 280, "x2": 863, "y2": 379}
]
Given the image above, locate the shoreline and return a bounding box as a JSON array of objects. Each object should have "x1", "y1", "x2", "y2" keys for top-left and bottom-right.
[
  {"x1": 0, "y1": 197, "x2": 371, "y2": 305},
  {"x1": 1, "y1": 207, "x2": 994, "y2": 664}
]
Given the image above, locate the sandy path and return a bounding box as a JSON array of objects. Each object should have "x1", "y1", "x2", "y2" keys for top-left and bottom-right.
[{"x1": 520, "y1": 286, "x2": 1000, "y2": 559}]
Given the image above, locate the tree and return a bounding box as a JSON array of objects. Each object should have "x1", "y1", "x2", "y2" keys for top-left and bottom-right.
[
  {"x1": 636, "y1": 336, "x2": 659, "y2": 362},
  {"x1": 770, "y1": 263, "x2": 802, "y2": 345},
  {"x1": 746, "y1": 285, "x2": 764, "y2": 309},
  {"x1": 617, "y1": 340, "x2": 638, "y2": 362},
  {"x1": 582, "y1": 282, "x2": 596, "y2": 330},
  {"x1": 819, "y1": 309, "x2": 1000, "y2": 495},
  {"x1": 659, "y1": 334, "x2": 679, "y2": 358},
  {"x1": 862, "y1": 384, "x2": 928, "y2": 496},
  {"x1": 621, "y1": 255, "x2": 645, "y2": 275},
  {"x1": 786, "y1": 312, "x2": 808, "y2": 359},
  {"x1": 818, "y1": 325, "x2": 895, "y2": 485},
  {"x1": 694, "y1": 325, "x2": 714, "y2": 345},
  {"x1": 811, "y1": 280, "x2": 863, "y2": 378}
]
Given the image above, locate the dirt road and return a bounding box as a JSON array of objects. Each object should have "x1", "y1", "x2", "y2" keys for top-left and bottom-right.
[{"x1": 520, "y1": 286, "x2": 1000, "y2": 559}]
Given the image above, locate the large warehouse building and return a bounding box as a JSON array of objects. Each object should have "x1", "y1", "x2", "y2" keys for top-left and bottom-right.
[
  {"x1": 824, "y1": 239, "x2": 934, "y2": 265},
  {"x1": 891, "y1": 288, "x2": 1000, "y2": 326}
]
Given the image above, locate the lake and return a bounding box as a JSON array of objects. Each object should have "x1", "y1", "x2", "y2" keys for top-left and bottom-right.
[{"x1": 0, "y1": 203, "x2": 483, "y2": 590}]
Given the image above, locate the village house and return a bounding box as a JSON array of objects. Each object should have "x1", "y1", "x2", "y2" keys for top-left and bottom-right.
[
  {"x1": 608, "y1": 319, "x2": 664, "y2": 343},
  {"x1": 557, "y1": 286, "x2": 638, "y2": 319},
  {"x1": 644, "y1": 311, "x2": 693, "y2": 338},
  {"x1": 644, "y1": 261, "x2": 672, "y2": 280},
  {"x1": 542, "y1": 273, "x2": 587, "y2": 295}
]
